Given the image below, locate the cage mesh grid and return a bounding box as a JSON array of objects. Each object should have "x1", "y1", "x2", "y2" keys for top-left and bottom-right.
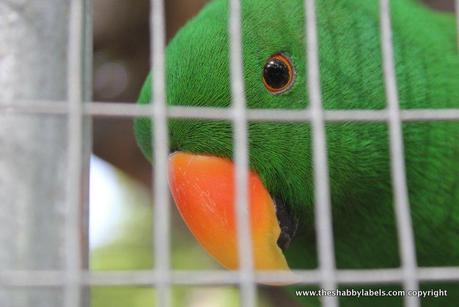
[{"x1": 0, "y1": 0, "x2": 459, "y2": 307}]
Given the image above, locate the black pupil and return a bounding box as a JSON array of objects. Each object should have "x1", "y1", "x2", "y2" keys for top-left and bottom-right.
[{"x1": 263, "y1": 58, "x2": 290, "y2": 90}]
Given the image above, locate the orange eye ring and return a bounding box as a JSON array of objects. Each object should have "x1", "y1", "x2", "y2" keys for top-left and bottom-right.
[{"x1": 262, "y1": 53, "x2": 295, "y2": 95}]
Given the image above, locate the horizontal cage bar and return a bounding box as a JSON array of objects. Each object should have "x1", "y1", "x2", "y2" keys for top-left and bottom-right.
[
  {"x1": 2, "y1": 268, "x2": 459, "y2": 287},
  {"x1": 2, "y1": 101, "x2": 459, "y2": 122}
]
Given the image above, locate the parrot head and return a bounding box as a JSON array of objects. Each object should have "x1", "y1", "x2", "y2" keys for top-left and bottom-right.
[
  {"x1": 135, "y1": 0, "x2": 314, "y2": 271},
  {"x1": 134, "y1": 0, "x2": 459, "y2": 274}
]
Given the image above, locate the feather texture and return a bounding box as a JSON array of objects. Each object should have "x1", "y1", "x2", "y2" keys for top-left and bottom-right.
[{"x1": 134, "y1": 0, "x2": 459, "y2": 305}]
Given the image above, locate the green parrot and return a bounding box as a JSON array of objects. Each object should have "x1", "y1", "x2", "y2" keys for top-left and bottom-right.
[{"x1": 134, "y1": 0, "x2": 459, "y2": 305}]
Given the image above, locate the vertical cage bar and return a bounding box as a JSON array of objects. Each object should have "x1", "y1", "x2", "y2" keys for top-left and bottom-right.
[
  {"x1": 150, "y1": 0, "x2": 171, "y2": 306},
  {"x1": 81, "y1": 0, "x2": 93, "y2": 269},
  {"x1": 304, "y1": 0, "x2": 338, "y2": 306},
  {"x1": 81, "y1": 0, "x2": 93, "y2": 306},
  {"x1": 65, "y1": 0, "x2": 86, "y2": 306},
  {"x1": 229, "y1": 0, "x2": 256, "y2": 306},
  {"x1": 379, "y1": 1, "x2": 419, "y2": 307}
]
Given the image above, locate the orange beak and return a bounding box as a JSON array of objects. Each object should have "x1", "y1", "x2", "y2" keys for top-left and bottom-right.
[{"x1": 168, "y1": 152, "x2": 289, "y2": 271}]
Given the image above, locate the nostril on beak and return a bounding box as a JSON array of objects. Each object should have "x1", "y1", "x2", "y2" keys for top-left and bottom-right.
[
  {"x1": 168, "y1": 130, "x2": 180, "y2": 154},
  {"x1": 169, "y1": 146, "x2": 179, "y2": 154}
]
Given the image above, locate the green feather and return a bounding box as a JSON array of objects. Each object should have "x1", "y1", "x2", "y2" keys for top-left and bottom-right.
[{"x1": 134, "y1": 0, "x2": 459, "y2": 305}]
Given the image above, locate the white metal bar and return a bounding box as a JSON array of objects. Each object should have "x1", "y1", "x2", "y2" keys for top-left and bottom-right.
[
  {"x1": 2, "y1": 101, "x2": 459, "y2": 122},
  {"x1": 3, "y1": 267, "x2": 459, "y2": 287},
  {"x1": 80, "y1": 1, "x2": 93, "y2": 306},
  {"x1": 0, "y1": 101, "x2": 68, "y2": 114},
  {"x1": 65, "y1": 0, "x2": 85, "y2": 306},
  {"x1": 304, "y1": 1, "x2": 338, "y2": 307},
  {"x1": 380, "y1": 1, "x2": 419, "y2": 307},
  {"x1": 150, "y1": 0, "x2": 171, "y2": 306},
  {"x1": 81, "y1": 0, "x2": 93, "y2": 263},
  {"x1": 400, "y1": 109, "x2": 459, "y2": 121},
  {"x1": 229, "y1": 0, "x2": 257, "y2": 306}
]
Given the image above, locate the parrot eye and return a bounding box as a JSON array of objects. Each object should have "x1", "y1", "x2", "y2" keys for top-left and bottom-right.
[{"x1": 262, "y1": 53, "x2": 295, "y2": 94}]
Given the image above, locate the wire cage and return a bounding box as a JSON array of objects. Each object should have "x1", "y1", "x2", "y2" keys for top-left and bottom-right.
[{"x1": 1, "y1": 0, "x2": 459, "y2": 307}]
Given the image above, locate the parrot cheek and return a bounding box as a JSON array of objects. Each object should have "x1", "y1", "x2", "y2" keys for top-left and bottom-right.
[{"x1": 168, "y1": 152, "x2": 290, "y2": 273}]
